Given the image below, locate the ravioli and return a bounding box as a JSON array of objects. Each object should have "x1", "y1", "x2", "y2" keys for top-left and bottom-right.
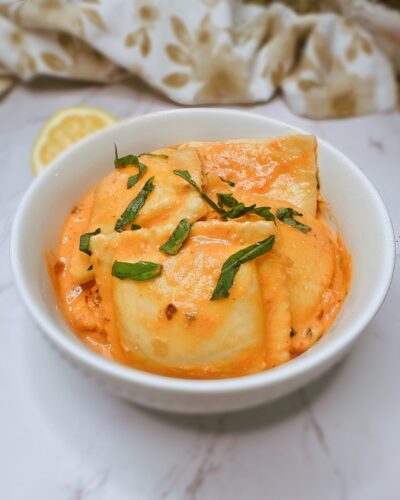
[
  {"x1": 257, "y1": 249, "x2": 292, "y2": 368},
  {"x1": 187, "y1": 135, "x2": 318, "y2": 217},
  {"x1": 53, "y1": 135, "x2": 351, "y2": 380},
  {"x1": 70, "y1": 147, "x2": 208, "y2": 284},
  {"x1": 201, "y1": 189, "x2": 337, "y2": 355},
  {"x1": 90, "y1": 221, "x2": 277, "y2": 377},
  {"x1": 276, "y1": 208, "x2": 336, "y2": 355}
]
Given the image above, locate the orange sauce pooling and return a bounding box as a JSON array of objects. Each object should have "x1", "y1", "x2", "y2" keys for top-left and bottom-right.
[{"x1": 50, "y1": 190, "x2": 129, "y2": 366}]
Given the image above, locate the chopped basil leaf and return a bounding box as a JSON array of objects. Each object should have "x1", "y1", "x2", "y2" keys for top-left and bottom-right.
[
  {"x1": 217, "y1": 193, "x2": 274, "y2": 221},
  {"x1": 127, "y1": 166, "x2": 147, "y2": 189},
  {"x1": 126, "y1": 158, "x2": 147, "y2": 189},
  {"x1": 140, "y1": 153, "x2": 169, "y2": 159},
  {"x1": 211, "y1": 235, "x2": 275, "y2": 300},
  {"x1": 127, "y1": 174, "x2": 139, "y2": 189},
  {"x1": 159, "y1": 219, "x2": 192, "y2": 255},
  {"x1": 112, "y1": 260, "x2": 162, "y2": 281},
  {"x1": 251, "y1": 206, "x2": 275, "y2": 221},
  {"x1": 173, "y1": 169, "x2": 225, "y2": 216},
  {"x1": 130, "y1": 224, "x2": 141, "y2": 230},
  {"x1": 127, "y1": 154, "x2": 167, "y2": 187},
  {"x1": 114, "y1": 145, "x2": 147, "y2": 188},
  {"x1": 217, "y1": 193, "x2": 237, "y2": 209},
  {"x1": 79, "y1": 227, "x2": 101, "y2": 256},
  {"x1": 224, "y1": 202, "x2": 256, "y2": 219},
  {"x1": 114, "y1": 177, "x2": 155, "y2": 232},
  {"x1": 216, "y1": 193, "x2": 255, "y2": 219},
  {"x1": 114, "y1": 144, "x2": 138, "y2": 168},
  {"x1": 219, "y1": 176, "x2": 235, "y2": 187},
  {"x1": 276, "y1": 207, "x2": 311, "y2": 233}
]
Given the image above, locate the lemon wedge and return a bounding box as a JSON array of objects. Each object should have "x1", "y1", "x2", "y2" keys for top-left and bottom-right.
[{"x1": 31, "y1": 105, "x2": 116, "y2": 176}]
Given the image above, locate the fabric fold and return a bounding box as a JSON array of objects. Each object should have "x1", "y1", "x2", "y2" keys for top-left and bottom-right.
[{"x1": 0, "y1": 0, "x2": 397, "y2": 118}]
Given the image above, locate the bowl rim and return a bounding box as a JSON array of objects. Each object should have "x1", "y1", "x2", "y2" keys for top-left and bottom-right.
[{"x1": 11, "y1": 108, "x2": 396, "y2": 395}]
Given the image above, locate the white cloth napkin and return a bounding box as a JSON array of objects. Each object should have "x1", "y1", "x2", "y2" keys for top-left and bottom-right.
[{"x1": 0, "y1": 0, "x2": 397, "y2": 118}]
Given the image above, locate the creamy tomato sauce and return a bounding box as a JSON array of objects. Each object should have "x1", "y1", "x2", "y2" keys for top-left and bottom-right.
[
  {"x1": 50, "y1": 138, "x2": 351, "y2": 379},
  {"x1": 50, "y1": 190, "x2": 129, "y2": 365}
]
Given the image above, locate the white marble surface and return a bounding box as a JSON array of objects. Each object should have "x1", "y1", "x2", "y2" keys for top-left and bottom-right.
[{"x1": 1, "y1": 77, "x2": 399, "y2": 500}]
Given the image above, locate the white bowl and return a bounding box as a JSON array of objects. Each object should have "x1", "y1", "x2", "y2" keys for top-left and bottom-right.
[{"x1": 11, "y1": 109, "x2": 395, "y2": 414}]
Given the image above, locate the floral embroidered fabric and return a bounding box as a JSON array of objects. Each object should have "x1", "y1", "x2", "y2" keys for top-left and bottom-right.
[{"x1": 0, "y1": 0, "x2": 397, "y2": 118}]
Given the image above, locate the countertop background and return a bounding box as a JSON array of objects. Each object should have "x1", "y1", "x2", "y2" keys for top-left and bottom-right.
[{"x1": 1, "y1": 78, "x2": 399, "y2": 500}]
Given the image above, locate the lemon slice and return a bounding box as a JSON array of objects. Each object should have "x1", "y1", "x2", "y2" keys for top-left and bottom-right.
[{"x1": 31, "y1": 105, "x2": 116, "y2": 176}]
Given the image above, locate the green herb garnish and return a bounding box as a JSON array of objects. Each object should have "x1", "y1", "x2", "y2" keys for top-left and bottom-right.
[
  {"x1": 276, "y1": 207, "x2": 311, "y2": 233},
  {"x1": 114, "y1": 145, "x2": 148, "y2": 188},
  {"x1": 114, "y1": 177, "x2": 155, "y2": 232},
  {"x1": 126, "y1": 157, "x2": 147, "y2": 189},
  {"x1": 216, "y1": 192, "x2": 254, "y2": 218},
  {"x1": 127, "y1": 163, "x2": 147, "y2": 189},
  {"x1": 130, "y1": 224, "x2": 141, "y2": 230},
  {"x1": 79, "y1": 227, "x2": 101, "y2": 256},
  {"x1": 219, "y1": 176, "x2": 235, "y2": 187},
  {"x1": 127, "y1": 153, "x2": 168, "y2": 187},
  {"x1": 159, "y1": 219, "x2": 192, "y2": 255},
  {"x1": 112, "y1": 260, "x2": 162, "y2": 281},
  {"x1": 217, "y1": 193, "x2": 237, "y2": 209},
  {"x1": 225, "y1": 202, "x2": 256, "y2": 219},
  {"x1": 114, "y1": 144, "x2": 138, "y2": 168},
  {"x1": 173, "y1": 169, "x2": 224, "y2": 215},
  {"x1": 251, "y1": 206, "x2": 275, "y2": 221},
  {"x1": 217, "y1": 193, "x2": 275, "y2": 221},
  {"x1": 211, "y1": 235, "x2": 275, "y2": 300}
]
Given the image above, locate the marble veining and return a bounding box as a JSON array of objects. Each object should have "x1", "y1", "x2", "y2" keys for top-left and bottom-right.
[{"x1": 1, "y1": 78, "x2": 399, "y2": 500}]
